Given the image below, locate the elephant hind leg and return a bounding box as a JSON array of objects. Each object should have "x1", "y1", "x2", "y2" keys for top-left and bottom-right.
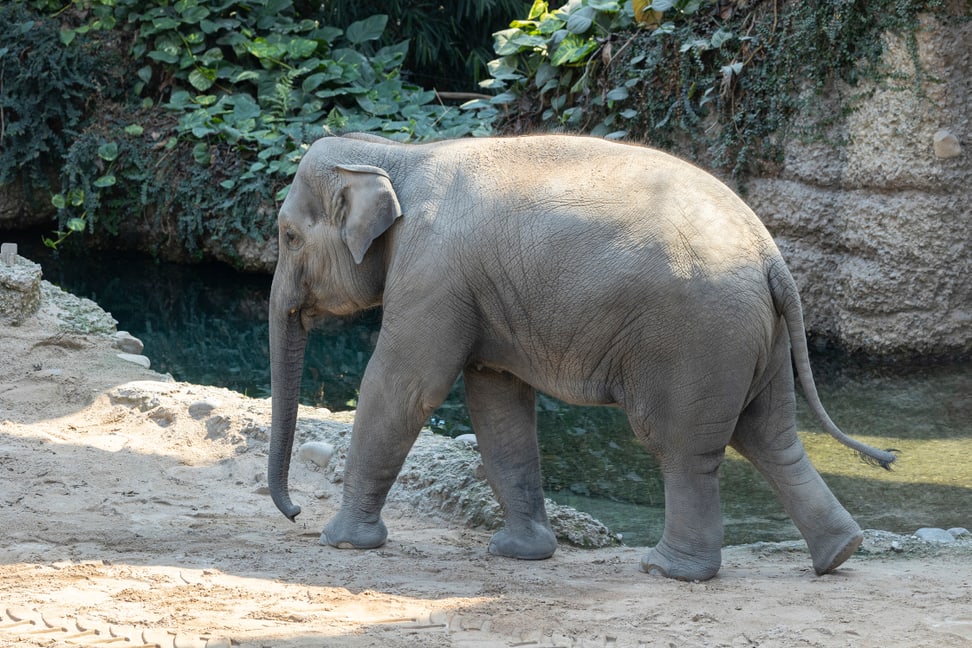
[
  {"x1": 730, "y1": 365, "x2": 862, "y2": 575},
  {"x1": 639, "y1": 449, "x2": 726, "y2": 581}
]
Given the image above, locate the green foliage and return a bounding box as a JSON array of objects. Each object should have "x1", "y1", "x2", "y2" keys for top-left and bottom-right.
[
  {"x1": 319, "y1": 0, "x2": 530, "y2": 89},
  {"x1": 481, "y1": 0, "x2": 637, "y2": 137},
  {"x1": 66, "y1": 0, "x2": 497, "y2": 197},
  {"x1": 0, "y1": 4, "x2": 125, "y2": 190},
  {"x1": 486, "y1": 0, "x2": 947, "y2": 177},
  {"x1": 11, "y1": 0, "x2": 498, "y2": 260},
  {"x1": 43, "y1": 138, "x2": 118, "y2": 249},
  {"x1": 51, "y1": 108, "x2": 279, "y2": 259}
]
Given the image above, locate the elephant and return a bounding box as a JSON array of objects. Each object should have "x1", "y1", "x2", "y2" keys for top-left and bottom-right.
[{"x1": 267, "y1": 133, "x2": 895, "y2": 581}]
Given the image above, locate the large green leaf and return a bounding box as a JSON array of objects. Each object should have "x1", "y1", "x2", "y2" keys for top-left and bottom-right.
[
  {"x1": 97, "y1": 142, "x2": 119, "y2": 162},
  {"x1": 286, "y1": 37, "x2": 318, "y2": 60},
  {"x1": 565, "y1": 6, "x2": 595, "y2": 34},
  {"x1": 231, "y1": 94, "x2": 261, "y2": 121},
  {"x1": 345, "y1": 15, "x2": 387, "y2": 45},
  {"x1": 550, "y1": 33, "x2": 597, "y2": 66},
  {"x1": 494, "y1": 28, "x2": 547, "y2": 56},
  {"x1": 189, "y1": 67, "x2": 217, "y2": 91}
]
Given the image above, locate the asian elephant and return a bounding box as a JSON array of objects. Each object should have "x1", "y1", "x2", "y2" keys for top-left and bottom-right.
[{"x1": 267, "y1": 133, "x2": 895, "y2": 581}]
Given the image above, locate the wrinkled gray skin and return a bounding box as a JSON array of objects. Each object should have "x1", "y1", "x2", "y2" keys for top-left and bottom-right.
[{"x1": 268, "y1": 134, "x2": 895, "y2": 581}]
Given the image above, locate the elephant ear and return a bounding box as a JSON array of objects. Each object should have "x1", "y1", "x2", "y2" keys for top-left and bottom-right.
[{"x1": 336, "y1": 164, "x2": 403, "y2": 265}]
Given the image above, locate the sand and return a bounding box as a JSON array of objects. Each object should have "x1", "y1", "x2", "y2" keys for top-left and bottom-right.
[{"x1": 1, "y1": 283, "x2": 970, "y2": 647}]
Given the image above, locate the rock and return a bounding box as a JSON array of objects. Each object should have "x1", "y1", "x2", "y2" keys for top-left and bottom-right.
[
  {"x1": 188, "y1": 398, "x2": 221, "y2": 419},
  {"x1": 947, "y1": 527, "x2": 970, "y2": 539},
  {"x1": 108, "y1": 381, "x2": 179, "y2": 411},
  {"x1": 454, "y1": 433, "x2": 478, "y2": 448},
  {"x1": 914, "y1": 527, "x2": 956, "y2": 543},
  {"x1": 114, "y1": 330, "x2": 145, "y2": 354},
  {"x1": 0, "y1": 242, "x2": 16, "y2": 265},
  {"x1": 390, "y1": 430, "x2": 620, "y2": 548},
  {"x1": 0, "y1": 248, "x2": 42, "y2": 325},
  {"x1": 746, "y1": 16, "x2": 972, "y2": 356},
  {"x1": 116, "y1": 353, "x2": 151, "y2": 369},
  {"x1": 933, "y1": 128, "x2": 962, "y2": 158},
  {"x1": 297, "y1": 441, "x2": 334, "y2": 469}
]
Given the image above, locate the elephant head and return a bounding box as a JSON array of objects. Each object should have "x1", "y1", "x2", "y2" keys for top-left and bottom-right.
[{"x1": 268, "y1": 148, "x2": 403, "y2": 521}]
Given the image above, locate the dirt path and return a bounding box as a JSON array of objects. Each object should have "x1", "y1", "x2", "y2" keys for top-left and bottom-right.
[{"x1": 2, "y1": 283, "x2": 970, "y2": 647}]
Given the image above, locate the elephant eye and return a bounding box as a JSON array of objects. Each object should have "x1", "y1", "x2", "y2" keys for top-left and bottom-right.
[{"x1": 283, "y1": 227, "x2": 303, "y2": 250}]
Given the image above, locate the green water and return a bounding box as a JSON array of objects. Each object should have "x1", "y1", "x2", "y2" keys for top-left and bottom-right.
[
  {"x1": 9, "y1": 238, "x2": 971, "y2": 545},
  {"x1": 542, "y1": 359, "x2": 971, "y2": 545}
]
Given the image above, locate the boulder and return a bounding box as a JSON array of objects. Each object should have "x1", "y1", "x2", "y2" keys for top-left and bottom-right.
[{"x1": 0, "y1": 244, "x2": 43, "y2": 325}]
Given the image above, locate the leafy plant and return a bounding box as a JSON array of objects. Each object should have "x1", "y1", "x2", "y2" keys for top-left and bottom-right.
[
  {"x1": 44, "y1": 138, "x2": 126, "y2": 249},
  {"x1": 480, "y1": 0, "x2": 641, "y2": 137},
  {"x1": 0, "y1": 3, "x2": 125, "y2": 190},
  {"x1": 95, "y1": 0, "x2": 498, "y2": 200},
  {"x1": 12, "y1": 0, "x2": 499, "y2": 260},
  {"x1": 484, "y1": 0, "x2": 947, "y2": 178},
  {"x1": 318, "y1": 0, "x2": 529, "y2": 90}
]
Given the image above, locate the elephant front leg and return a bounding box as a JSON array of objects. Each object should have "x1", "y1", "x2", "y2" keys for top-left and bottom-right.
[
  {"x1": 463, "y1": 366, "x2": 557, "y2": 560},
  {"x1": 321, "y1": 348, "x2": 458, "y2": 551}
]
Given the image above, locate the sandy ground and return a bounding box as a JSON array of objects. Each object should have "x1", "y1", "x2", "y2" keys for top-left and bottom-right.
[{"x1": 1, "y1": 283, "x2": 971, "y2": 648}]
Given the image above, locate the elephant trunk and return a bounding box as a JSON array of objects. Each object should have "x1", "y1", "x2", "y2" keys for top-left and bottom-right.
[{"x1": 268, "y1": 286, "x2": 308, "y2": 522}]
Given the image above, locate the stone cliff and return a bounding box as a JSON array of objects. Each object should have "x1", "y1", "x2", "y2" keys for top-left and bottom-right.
[{"x1": 746, "y1": 15, "x2": 970, "y2": 356}]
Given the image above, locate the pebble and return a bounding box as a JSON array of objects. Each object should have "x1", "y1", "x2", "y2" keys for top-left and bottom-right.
[
  {"x1": 914, "y1": 527, "x2": 956, "y2": 543},
  {"x1": 454, "y1": 433, "x2": 478, "y2": 448},
  {"x1": 116, "y1": 353, "x2": 151, "y2": 369},
  {"x1": 933, "y1": 128, "x2": 961, "y2": 158},
  {"x1": 297, "y1": 441, "x2": 334, "y2": 469},
  {"x1": 113, "y1": 330, "x2": 145, "y2": 354},
  {"x1": 188, "y1": 398, "x2": 222, "y2": 419}
]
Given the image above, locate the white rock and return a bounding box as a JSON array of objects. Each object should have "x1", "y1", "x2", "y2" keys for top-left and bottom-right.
[
  {"x1": 116, "y1": 353, "x2": 151, "y2": 369},
  {"x1": 114, "y1": 330, "x2": 145, "y2": 354},
  {"x1": 188, "y1": 398, "x2": 221, "y2": 419},
  {"x1": 933, "y1": 128, "x2": 962, "y2": 158},
  {"x1": 914, "y1": 527, "x2": 956, "y2": 543},
  {"x1": 946, "y1": 527, "x2": 970, "y2": 539},
  {"x1": 297, "y1": 441, "x2": 334, "y2": 469},
  {"x1": 454, "y1": 433, "x2": 478, "y2": 448}
]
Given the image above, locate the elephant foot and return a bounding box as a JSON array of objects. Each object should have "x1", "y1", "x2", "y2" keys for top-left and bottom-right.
[
  {"x1": 487, "y1": 521, "x2": 557, "y2": 560},
  {"x1": 640, "y1": 543, "x2": 721, "y2": 581},
  {"x1": 320, "y1": 510, "x2": 388, "y2": 550},
  {"x1": 810, "y1": 529, "x2": 863, "y2": 576}
]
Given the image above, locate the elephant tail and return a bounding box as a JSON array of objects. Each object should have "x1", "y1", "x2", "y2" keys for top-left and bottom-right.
[{"x1": 767, "y1": 258, "x2": 897, "y2": 470}]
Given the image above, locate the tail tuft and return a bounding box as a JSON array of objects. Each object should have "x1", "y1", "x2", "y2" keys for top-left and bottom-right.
[{"x1": 858, "y1": 448, "x2": 898, "y2": 471}]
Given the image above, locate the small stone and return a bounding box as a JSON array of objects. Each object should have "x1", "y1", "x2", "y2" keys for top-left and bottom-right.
[
  {"x1": 116, "y1": 353, "x2": 151, "y2": 369},
  {"x1": 297, "y1": 441, "x2": 334, "y2": 469},
  {"x1": 946, "y1": 527, "x2": 970, "y2": 539},
  {"x1": 1, "y1": 242, "x2": 17, "y2": 266},
  {"x1": 933, "y1": 128, "x2": 961, "y2": 159},
  {"x1": 188, "y1": 398, "x2": 221, "y2": 419},
  {"x1": 890, "y1": 541, "x2": 904, "y2": 553},
  {"x1": 114, "y1": 330, "x2": 145, "y2": 354},
  {"x1": 914, "y1": 527, "x2": 956, "y2": 543},
  {"x1": 454, "y1": 433, "x2": 478, "y2": 448}
]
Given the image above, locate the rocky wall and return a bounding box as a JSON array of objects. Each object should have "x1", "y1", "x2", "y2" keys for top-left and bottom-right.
[{"x1": 746, "y1": 15, "x2": 970, "y2": 356}]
